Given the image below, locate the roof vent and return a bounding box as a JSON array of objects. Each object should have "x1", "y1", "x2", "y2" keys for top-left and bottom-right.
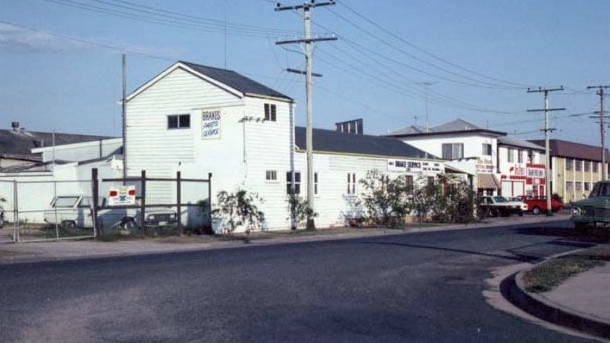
[{"x1": 11, "y1": 121, "x2": 19, "y2": 130}]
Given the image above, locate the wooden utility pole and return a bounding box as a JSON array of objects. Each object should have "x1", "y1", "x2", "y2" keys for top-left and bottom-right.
[
  {"x1": 275, "y1": 1, "x2": 336, "y2": 229},
  {"x1": 587, "y1": 85, "x2": 610, "y2": 180},
  {"x1": 122, "y1": 54, "x2": 127, "y2": 181},
  {"x1": 527, "y1": 87, "x2": 564, "y2": 216}
]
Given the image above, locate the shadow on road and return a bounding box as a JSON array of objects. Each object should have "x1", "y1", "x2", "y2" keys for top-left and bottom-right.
[{"x1": 355, "y1": 240, "x2": 540, "y2": 263}]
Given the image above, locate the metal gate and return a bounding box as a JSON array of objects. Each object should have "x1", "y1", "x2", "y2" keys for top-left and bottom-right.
[{"x1": 0, "y1": 178, "x2": 94, "y2": 243}]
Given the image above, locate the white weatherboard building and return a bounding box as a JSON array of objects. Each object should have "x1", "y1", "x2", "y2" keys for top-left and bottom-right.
[{"x1": 125, "y1": 61, "x2": 444, "y2": 232}]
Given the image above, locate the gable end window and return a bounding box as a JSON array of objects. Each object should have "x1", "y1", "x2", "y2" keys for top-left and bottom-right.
[
  {"x1": 264, "y1": 103, "x2": 277, "y2": 122},
  {"x1": 168, "y1": 114, "x2": 190, "y2": 129}
]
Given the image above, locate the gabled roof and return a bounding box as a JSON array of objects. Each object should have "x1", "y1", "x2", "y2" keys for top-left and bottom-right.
[
  {"x1": 128, "y1": 61, "x2": 293, "y2": 102},
  {"x1": 295, "y1": 127, "x2": 438, "y2": 159},
  {"x1": 387, "y1": 118, "x2": 506, "y2": 137},
  {"x1": 498, "y1": 136, "x2": 545, "y2": 151},
  {"x1": 0, "y1": 128, "x2": 112, "y2": 162},
  {"x1": 529, "y1": 139, "x2": 610, "y2": 161}
]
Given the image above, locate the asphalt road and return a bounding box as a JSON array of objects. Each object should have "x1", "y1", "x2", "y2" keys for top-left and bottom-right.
[{"x1": 0, "y1": 219, "x2": 602, "y2": 342}]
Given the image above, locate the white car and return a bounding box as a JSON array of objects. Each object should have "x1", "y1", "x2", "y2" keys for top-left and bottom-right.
[{"x1": 507, "y1": 197, "x2": 529, "y2": 212}]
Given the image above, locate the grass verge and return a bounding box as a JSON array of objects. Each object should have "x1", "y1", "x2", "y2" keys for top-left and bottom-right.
[{"x1": 522, "y1": 244, "x2": 610, "y2": 293}]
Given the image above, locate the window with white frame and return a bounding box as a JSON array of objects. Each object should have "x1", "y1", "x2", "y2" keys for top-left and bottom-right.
[
  {"x1": 593, "y1": 162, "x2": 599, "y2": 173},
  {"x1": 566, "y1": 181, "x2": 573, "y2": 191},
  {"x1": 517, "y1": 149, "x2": 523, "y2": 163},
  {"x1": 507, "y1": 149, "x2": 515, "y2": 163},
  {"x1": 266, "y1": 170, "x2": 277, "y2": 181},
  {"x1": 584, "y1": 160, "x2": 591, "y2": 172},
  {"x1": 264, "y1": 103, "x2": 277, "y2": 121},
  {"x1": 441, "y1": 143, "x2": 464, "y2": 159},
  {"x1": 575, "y1": 159, "x2": 582, "y2": 171},
  {"x1": 347, "y1": 173, "x2": 357, "y2": 195},
  {"x1": 168, "y1": 114, "x2": 190, "y2": 129},
  {"x1": 286, "y1": 171, "x2": 301, "y2": 194},
  {"x1": 585, "y1": 182, "x2": 591, "y2": 191},
  {"x1": 482, "y1": 143, "x2": 492, "y2": 156},
  {"x1": 566, "y1": 158, "x2": 573, "y2": 171}
]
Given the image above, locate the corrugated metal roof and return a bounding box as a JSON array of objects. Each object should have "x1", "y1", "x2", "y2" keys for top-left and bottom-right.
[
  {"x1": 529, "y1": 139, "x2": 610, "y2": 161},
  {"x1": 295, "y1": 127, "x2": 439, "y2": 159},
  {"x1": 387, "y1": 118, "x2": 505, "y2": 137},
  {"x1": 180, "y1": 61, "x2": 293, "y2": 101},
  {"x1": 0, "y1": 128, "x2": 112, "y2": 161},
  {"x1": 498, "y1": 136, "x2": 545, "y2": 151}
]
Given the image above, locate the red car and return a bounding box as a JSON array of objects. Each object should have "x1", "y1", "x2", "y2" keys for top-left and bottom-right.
[{"x1": 518, "y1": 196, "x2": 563, "y2": 215}]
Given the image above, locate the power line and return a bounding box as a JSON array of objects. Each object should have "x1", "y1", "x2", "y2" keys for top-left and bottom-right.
[
  {"x1": 42, "y1": 0, "x2": 299, "y2": 38},
  {"x1": 333, "y1": 2, "x2": 531, "y2": 89}
]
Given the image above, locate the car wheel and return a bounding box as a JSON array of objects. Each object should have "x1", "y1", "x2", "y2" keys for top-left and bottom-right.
[
  {"x1": 532, "y1": 207, "x2": 541, "y2": 215},
  {"x1": 574, "y1": 222, "x2": 589, "y2": 232},
  {"x1": 120, "y1": 217, "x2": 138, "y2": 231},
  {"x1": 518, "y1": 211, "x2": 523, "y2": 217},
  {"x1": 62, "y1": 221, "x2": 76, "y2": 229},
  {"x1": 0, "y1": 218, "x2": 4, "y2": 229}
]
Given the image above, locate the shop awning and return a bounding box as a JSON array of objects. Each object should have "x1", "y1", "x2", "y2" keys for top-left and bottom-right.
[{"x1": 477, "y1": 173, "x2": 501, "y2": 189}]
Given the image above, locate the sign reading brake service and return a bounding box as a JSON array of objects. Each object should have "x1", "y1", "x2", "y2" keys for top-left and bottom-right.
[{"x1": 108, "y1": 186, "x2": 136, "y2": 206}]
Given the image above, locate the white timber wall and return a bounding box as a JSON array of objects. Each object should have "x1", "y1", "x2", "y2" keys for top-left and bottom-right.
[
  {"x1": 126, "y1": 67, "x2": 294, "y2": 230},
  {"x1": 292, "y1": 151, "x2": 444, "y2": 228}
]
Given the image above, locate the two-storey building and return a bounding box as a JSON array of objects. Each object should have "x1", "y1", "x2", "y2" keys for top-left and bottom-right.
[
  {"x1": 388, "y1": 119, "x2": 545, "y2": 197},
  {"x1": 529, "y1": 139, "x2": 609, "y2": 203}
]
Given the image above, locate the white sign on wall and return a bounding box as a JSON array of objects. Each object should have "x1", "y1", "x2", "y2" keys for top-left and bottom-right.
[{"x1": 202, "y1": 109, "x2": 221, "y2": 139}]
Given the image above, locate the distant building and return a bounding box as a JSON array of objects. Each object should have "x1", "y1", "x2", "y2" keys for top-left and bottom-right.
[
  {"x1": 388, "y1": 118, "x2": 545, "y2": 196},
  {"x1": 0, "y1": 121, "x2": 112, "y2": 172},
  {"x1": 529, "y1": 139, "x2": 610, "y2": 203}
]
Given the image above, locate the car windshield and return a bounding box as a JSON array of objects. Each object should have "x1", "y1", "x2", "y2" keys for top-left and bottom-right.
[
  {"x1": 53, "y1": 196, "x2": 80, "y2": 208},
  {"x1": 492, "y1": 196, "x2": 508, "y2": 203}
]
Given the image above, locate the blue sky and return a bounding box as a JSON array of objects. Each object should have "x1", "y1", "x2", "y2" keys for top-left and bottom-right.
[{"x1": 1, "y1": 0, "x2": 609, "y2": 146}]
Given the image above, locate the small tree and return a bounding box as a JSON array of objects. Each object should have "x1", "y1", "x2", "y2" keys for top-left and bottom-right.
[
  {"x1": 411, "y1": 175, "x2": 440, "y2": 223},
  {"x1": 212, "y1": 190, "x2": 265, "y2": 234},
  {"x1": 359, "y1": 170, "x2": 411, "y2": 227},
  {"x1": 287, "y1": 190, "x2": 317, "y2": 230},
  {"x1": 433, "y1": 174, "x2": 476, "y2": 223}
]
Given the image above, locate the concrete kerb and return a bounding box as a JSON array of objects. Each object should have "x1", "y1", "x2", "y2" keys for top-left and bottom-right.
[{"x1": 501, "y1": 260, "x2": 610, "y2": 340}]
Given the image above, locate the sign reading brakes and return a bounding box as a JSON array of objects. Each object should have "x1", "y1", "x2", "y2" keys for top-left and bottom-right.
[
  {"x1": 202, "y1": 109, "x2": 221, "y2": 139},
  {"x1": 108, "y1": 185, "x2": 136, "y2": 206}
]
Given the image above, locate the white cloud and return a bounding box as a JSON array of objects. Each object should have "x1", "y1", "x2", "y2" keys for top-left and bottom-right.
[{"x1": 0, "y1": 23, "x2": 83, "y2": 52}]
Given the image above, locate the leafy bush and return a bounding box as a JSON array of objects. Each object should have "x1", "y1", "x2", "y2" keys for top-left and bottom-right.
[
  {"x1": 358, "y1": 170, "x2": 411, "y2": 228},
  {"x1": 209, "y1": 190, "x2": 265, "y2": 234},
  {"x1": 287, "y1": 190, "x2": 317, "y2": 230}
]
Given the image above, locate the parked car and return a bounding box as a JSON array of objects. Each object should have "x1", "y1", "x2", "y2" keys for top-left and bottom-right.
[
  {"x1": 517, "y1": 195, "x2": 563, "y2": 215},
  {"x1": 571, "y1": 180, "x2": 610, "y2": 230},
  {"x1": 506, "y1": 197, "x2": 529, "y2": 213},
  {"x1": 0, "y1": 203, "x2": 4, "y2": 229},
  {"x1": 43, "y1": 195, "x2": 177, "y2": 229},
  {"x1": 478, "y1": 196, "x2": 525, "y2": 217}
]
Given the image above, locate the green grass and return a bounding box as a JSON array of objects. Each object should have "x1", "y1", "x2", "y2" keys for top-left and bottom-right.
[{"x1": 522, "y1": 245, "x2": 610, "y2": 293}]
